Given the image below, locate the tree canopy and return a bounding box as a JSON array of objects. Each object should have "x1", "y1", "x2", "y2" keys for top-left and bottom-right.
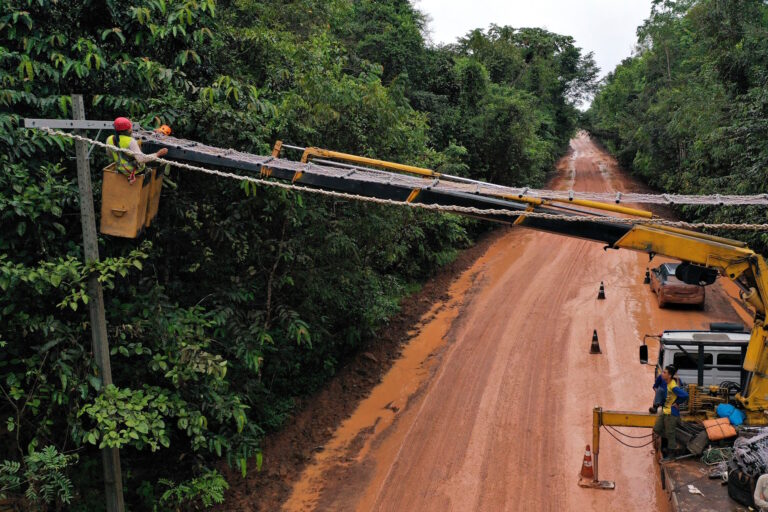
[{"x1": 585, "y1": 0, "x2": 768, "y2": 250}]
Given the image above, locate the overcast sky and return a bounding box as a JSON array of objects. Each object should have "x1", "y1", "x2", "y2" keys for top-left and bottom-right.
[{"x1": 415, "y1": 0, "x2": 654, "y2": 80}]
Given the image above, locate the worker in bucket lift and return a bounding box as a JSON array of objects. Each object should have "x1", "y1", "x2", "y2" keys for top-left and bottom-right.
[
  {"x1": 652, "y1": 365, "x2": 689, "y2": 459},
  {"x1": 106, "y1": 117, "x2": 168, "y2": 184}
]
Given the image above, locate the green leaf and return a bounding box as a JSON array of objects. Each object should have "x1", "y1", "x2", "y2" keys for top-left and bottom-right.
[
  {"x1": 87, "y1": 375, "x2": 102, "y2": 391},
  {"x1": 239, "y1": 457, "x2": 246, "y2": 477},
  {"x1": 58, "y1": 96, "x2": 69, "y2": 115}
]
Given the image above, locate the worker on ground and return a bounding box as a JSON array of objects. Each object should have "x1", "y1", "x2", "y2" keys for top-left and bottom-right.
[
  {"x1": 107, "y1": 117, "x2": 167, "y2": 184},
  {"x1": 755, "y1": 474, "x2": 768, "y2": 511},
  {"x1": 652, "y1": 365, "x2": 689, "y2": 459},
  {"x1": 649, "y1": 372, "x2": 685, "y2": 414}
]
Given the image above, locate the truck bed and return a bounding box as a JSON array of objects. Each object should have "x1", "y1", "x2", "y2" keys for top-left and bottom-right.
[{"x1": 662, "y1": 459, "x2": 748, "y2": 511}]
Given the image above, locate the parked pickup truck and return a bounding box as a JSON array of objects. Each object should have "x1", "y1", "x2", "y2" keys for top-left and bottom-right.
[
  {"x1": 639, "y1": 323, "x2": 749, "y2": 388},
  {"x1": 649, "y1": 262, "x2": 706, "y2": 308}
]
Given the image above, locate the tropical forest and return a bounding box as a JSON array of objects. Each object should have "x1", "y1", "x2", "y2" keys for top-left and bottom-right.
[{"x1": 2, "y1": 0, "x2": 768, "y2": 510}]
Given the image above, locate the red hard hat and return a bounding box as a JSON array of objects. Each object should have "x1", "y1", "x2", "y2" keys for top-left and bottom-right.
[{"x1": 113, "y1": 117, "x2": 132, "y2": 131}]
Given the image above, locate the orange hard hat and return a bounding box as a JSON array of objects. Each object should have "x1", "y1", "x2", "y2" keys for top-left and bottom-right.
[
  {"x1": 156, "y1": 124, "x2": 172, "y2": 136},
  {"x1": 114, "y1": 117, "x2": 132, "y2": 131}
]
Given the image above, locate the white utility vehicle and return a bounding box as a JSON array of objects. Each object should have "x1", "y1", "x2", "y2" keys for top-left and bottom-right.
[{"x1": 640, "y1": 323, "x2": 749, "y2": 389}]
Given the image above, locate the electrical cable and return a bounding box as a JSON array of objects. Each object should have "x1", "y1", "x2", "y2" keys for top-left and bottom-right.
[
  {"x1": 602, "y1": 426, "x2": 655, "y2": 448},
  {"x1": 605, "y1": 425, "x2": 654, "y2": 439}
]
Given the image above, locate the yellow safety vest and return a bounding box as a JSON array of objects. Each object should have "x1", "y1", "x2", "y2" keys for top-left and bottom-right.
[
  {"x1": 662, "y1": 379, "x2": 679, "y2": 415},
  {"x1": 107, "y1": 134, "x2": 144, "y2": 175}
]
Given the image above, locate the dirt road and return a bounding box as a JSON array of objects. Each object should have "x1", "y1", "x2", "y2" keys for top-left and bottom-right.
[{"x1": 282, "y1": 133, "x2": 747, "y2": 511}]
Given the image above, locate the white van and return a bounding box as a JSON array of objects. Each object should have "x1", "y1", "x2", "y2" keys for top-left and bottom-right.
[{"x1": 639, "y1": 323, "x2": 749, "y2": 388}]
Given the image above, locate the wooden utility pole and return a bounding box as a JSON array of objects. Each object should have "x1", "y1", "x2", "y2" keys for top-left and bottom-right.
[{"x1": 71, "y1": 94, "x2": 125, "y2": 512}]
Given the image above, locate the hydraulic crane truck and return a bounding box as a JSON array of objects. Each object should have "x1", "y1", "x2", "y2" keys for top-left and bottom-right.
[{"x1": 137, "y1": 132, "x2": 768, "y2": 493}]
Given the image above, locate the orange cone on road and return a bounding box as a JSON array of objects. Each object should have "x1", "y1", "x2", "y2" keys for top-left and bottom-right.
[
  {"x1": 580, "y1": 444, "x2": 594, "y2": 480},
  {"x1": 590, "y1": 330, "x2": 601, "y2": 354},
  {"x1": 578, "y1": 443, "x2": 616, "y2": 489},
  {"x1": 597, "y1": 281, "x2": 606, "y2": 300}
]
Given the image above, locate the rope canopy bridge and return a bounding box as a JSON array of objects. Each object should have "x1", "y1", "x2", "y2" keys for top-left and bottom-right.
[
  {"x1": 136, "y1": 130, "x2": 768, "y2": 207},
  {"x1": 37, "y1": 127, "x2": 768, "y2": 233}
]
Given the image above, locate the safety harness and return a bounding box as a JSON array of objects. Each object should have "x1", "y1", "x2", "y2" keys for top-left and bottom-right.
[{"x1": 107, "y1": 133, "x2": 145, "y2": 183}]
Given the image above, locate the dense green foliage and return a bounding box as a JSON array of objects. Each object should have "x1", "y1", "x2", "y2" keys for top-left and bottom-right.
[
  {"x1": 1, "y1": 0, "x2": 594, "y2": 508},
  {"x1": 585, "y1": 0, "x2": 768, "y2": 249}
]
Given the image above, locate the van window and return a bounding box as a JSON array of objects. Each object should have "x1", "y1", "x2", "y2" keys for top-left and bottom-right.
[
  {"x1": 716, "y1": 353, "x2": 742, "y2": 367},
  {"x1": 662, "y1": 263, "x2": 678, "y2": 277},
  {"x1": 673, "y1": 352, "x2": 713, "y2": 370}
]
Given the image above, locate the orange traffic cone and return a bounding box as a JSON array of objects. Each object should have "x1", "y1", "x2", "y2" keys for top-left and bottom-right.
[
  {"x1": 590, "y1": 330, "x2": 601, "y2": 354},
  {"x1": 597, "y1": 282, "x2": 606, "y2": 300},
  {"x1": 580, "y1": 444, "x2": 594, "y2": 480}
]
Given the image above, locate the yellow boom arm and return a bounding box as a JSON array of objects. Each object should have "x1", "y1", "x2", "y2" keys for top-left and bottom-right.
[
  {"x1": 614, "y1": 224, "x2": 768, "y2": 416},
  {"x1": 141, "y1": 134, "x2": 768, "y2": 420},
  {"x1": 294, "y1": 144, "x2": 768, "y2": 415}
]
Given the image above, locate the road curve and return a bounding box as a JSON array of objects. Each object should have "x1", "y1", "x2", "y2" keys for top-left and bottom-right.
[{"x1": 282, "y1": 133, "x2": 746, "y2": 512}]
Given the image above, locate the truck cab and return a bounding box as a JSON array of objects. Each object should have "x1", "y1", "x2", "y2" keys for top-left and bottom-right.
[{"x1": 640, "y1": 323, "x2": 749, "y2": 388}]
